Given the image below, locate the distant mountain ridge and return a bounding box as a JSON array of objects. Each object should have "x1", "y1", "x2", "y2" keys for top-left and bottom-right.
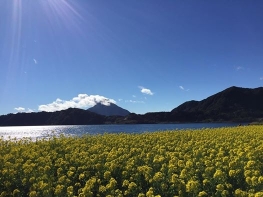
[
  {"x1": 0, "y1": 108, "x2": 105, "y2": 126},
  {"x1": 88, "y1": 103, "x2": 130, "y2": 116},
  {"x1": 171, "y1": 86, "x2": 263, "y2": 122},
  {"x1": 0, "y1": 86, "x2": 263, "y2": 126}
]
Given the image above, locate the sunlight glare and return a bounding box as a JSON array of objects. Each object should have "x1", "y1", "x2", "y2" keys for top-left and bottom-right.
[
  {"x1": 39, "y1": 0, "x2": 84, "y2": 35},
  {"x1": 4, "y1": 0, "x2": 86, "y2": 99}
]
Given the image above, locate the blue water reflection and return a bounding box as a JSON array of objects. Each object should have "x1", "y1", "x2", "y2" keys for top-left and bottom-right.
[{"x1": 0, "y1": 123, "x2": 240, "y2": 140}]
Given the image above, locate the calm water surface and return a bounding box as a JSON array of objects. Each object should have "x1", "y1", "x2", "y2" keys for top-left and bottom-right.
[{"x1": 0, "y1": 123, "x2": 240, "y2": 140}]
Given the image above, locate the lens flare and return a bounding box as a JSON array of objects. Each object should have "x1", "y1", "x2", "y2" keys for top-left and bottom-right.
[
  {"x1": 9, "y1": 0, "x2": 23, "y2": 74},
  {"x1": 3, "y1": 0, "x2": 85, "y2": 97},
  {"x1": 39, "y1": 0, "x2": 84, "y2": 35}
]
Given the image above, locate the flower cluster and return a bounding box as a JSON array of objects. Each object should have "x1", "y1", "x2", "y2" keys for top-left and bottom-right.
[{"x1": 0, "y1": 126, "x2": 263, "y2": 196}]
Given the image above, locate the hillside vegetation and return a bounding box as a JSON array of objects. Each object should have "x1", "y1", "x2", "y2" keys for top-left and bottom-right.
[
  {"x1": 1, "y1": 126, "x2": 263, "y2": 196},
  {"x1": 171, "y1": 86, "x2": 263, "y2": 122}
]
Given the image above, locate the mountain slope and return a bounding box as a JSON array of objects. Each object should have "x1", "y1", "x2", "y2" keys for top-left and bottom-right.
[
  {"x1": 171, "y1": 86, "x2": 263, "y2": 122},
  {"x1": 88, "y1": 103, "x2": 130, "y2": 116},
  {"x1": 0, "y1": 108, "x2": 105, "y2": 126},
  {"x1": 0, "y1": 86, "x2": 263, "y2": 126}
]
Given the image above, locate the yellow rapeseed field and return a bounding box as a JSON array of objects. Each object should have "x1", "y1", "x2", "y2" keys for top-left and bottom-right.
[{"x1": 1, "y1": 126, "x2": 263, "y2": 197}]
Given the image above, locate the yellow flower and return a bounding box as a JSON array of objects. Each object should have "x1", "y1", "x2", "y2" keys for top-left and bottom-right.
[
  {"x1": 198, "y1": 191, "x2": 208, "y2": 197},
  {"x1": 29, "y1": 191, "x2": 37, "y2": 197},
  {"x1": 54, "y1": 184, "x2": 64, "y2": 195},
  {"x1": 12, "y1": 189, "x2": 20, "y2": 196},
  {"x1": 104, "y1": 171, "x2": 111, "y2": 180},
  {"x1": 67, "y1": 186, "x2": 74, "y2": 195},
  {"x1": 186, "y1": 180, "x2": 200, "y2": 194},
  {"x1": 79, "y1": 173, "x2": 85, "y2": 180},
  {"x1": 67, "y1": 170, "x2": 74, "y2": 177}
]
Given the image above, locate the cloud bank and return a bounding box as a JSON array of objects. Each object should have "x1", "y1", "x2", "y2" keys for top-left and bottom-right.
[
  {"x1": 14, "y1": 107, "x2": 25, "y2": 112},
  {"x1": 139, "y1": 86, "x2": 153, "y2": 95},
  {"x1": 38, "y1": 94, "x2": 116, "y2": 112},
  {"x1": 14, "y1": 107, "x2": 34, "y2": 113}
]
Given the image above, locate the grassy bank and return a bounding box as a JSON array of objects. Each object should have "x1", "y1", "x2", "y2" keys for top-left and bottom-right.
[
  {"x1": 249, "y1": 122, "x2": 263, "y2": 125},
  {"x1": 1, "y1": 126, "x2": 263, "y2": 196}
]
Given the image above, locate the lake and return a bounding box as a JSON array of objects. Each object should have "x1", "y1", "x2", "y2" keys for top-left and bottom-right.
[{"x1": 0, "y1": 123, "x2": 241, "y2": 140}]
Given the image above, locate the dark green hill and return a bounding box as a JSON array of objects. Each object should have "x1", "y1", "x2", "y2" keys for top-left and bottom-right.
[
  {"x1": 0, "y1": 108, "x2": 105, "y2": 126},
  {"x1": 171, "y1": 86, "x2": 263, "y2": 122}
]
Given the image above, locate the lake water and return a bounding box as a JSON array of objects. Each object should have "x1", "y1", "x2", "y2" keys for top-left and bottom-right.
[{"x1": 0, "y1": 123, "x2": 240, "y2": 140}]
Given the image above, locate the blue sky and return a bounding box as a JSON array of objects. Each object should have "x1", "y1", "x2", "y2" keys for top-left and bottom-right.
[{"x1": 0, "y1": 0, "x2": 263, "y2": 115}]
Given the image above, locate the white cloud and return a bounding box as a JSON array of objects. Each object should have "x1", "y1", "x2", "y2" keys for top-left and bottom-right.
[
  {"x1": 132, "y1": 95, "x2": 136, "y2": 98},
  {"x1": 179, "y1": 86, "x2": 189, "y2": 91},
  {"x1": 125, "y1": 100, "x2": 144, "y2": 103},
  {"x1": 33, "y1": 59, "x2": 38, "y2": 64},
  {"x1": 38, "y1": 94, "x2": 116, "y2": 112},
  {"x1": 139, "y1": 86, "x2": 153, "y2": 95},
  {"x1": 236, "y1": 66, "x2": 244, "y2": 71},
  {"x1": 14, "y1": 107, "x2": 34, "y2": 113},
  {"x1": 260, "y1": 77, "x2": 263, "y2": 80},
  {"x1": 27, "y1": 108, "x2": 34, "y2": 113},
  {"x1": 14, "y1": 107, "x2": 25, "y2": 112}
]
